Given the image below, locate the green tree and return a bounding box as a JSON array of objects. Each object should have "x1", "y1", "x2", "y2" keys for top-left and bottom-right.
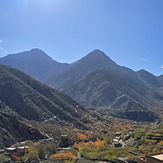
[{"x1": 24, "y1": 146, "x2": 39, "y2": 162}]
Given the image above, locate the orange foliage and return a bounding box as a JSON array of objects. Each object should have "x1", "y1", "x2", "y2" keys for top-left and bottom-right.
[
  {"x1": 94, "y1": 140, "x2": 105, "y2": 149},
  {"x1": 10, "y1": 153, "x2": 21, "y2": 161},
  {"x1": 125, "y1": 124, "x2": 133, "y2": 129},
  {"x1": 74, "y1": 140, "x2": 105, "y2": 150},
  {"x1": 113, "y1": 124, "x2": 122, "y2": 130},
  {"x1": 50, "y1": 152, "x2": 77, "y2": 161},
  {"x1": 73, "y1": 142, "x2": 86, "y2": 149},
  {"x1": 77, "y1": 133, "x2": 87, "y2": 140}
]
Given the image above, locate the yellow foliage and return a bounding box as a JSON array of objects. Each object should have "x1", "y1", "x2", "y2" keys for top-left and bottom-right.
[
  {"x1": 73, "y1": 140, "x2": 105, "y2": 151},
  {"x1": 144, "y1": 139, "x2": 157, "y2": 144},
  {"x1": 154, "y1": 133, "x2": 161, "y2": 137},
  {"x1": 159, "y1": 141, "x2": 163, "y2": 145}
]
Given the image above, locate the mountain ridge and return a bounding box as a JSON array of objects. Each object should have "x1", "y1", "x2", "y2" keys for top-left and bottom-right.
[
  {"x1": 0, "y1": 48, "x2": 70, "y2": 81},
  {"x1": 46, "y1": 49, "x2": 119, "y2": 90},
  {"x1": 0, "y1": 49, "x2": 162, "y2": 122},
  {"x1": 45, "y1": 49, "x2": 162, "y2": 121},
  {"x1": 0, "y1": 64, "x2": 87, "y2": 127}
]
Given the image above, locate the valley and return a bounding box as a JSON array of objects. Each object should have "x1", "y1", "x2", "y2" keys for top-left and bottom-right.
[{"x1": 0, "y1": 49, "x2": 163, "y2": 162}]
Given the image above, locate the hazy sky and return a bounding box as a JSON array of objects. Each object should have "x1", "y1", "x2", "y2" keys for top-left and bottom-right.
[{"x1": 0, "y1": 0, "x2": 163, "y2": 75}]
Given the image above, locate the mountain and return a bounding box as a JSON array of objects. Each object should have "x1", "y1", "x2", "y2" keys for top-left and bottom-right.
[
  {"x1": 0, "y1": 64, "x2": 87, "y2": 128},
  {"x1": 137, "y1": 69, "x2": 162, "y2": 87},
  {"x1": 64, "y1": 67, "x2": 163, "y2": 106},
  {"x1": 1, "y1": 49, "x2": 162, "y2": 122},
  {"x1": 46, "y1": 49, "x2": 118, "y2": 90},
  {"x1": 46, "y1": 50, "x2": 163, "y2": 121},
  {"x1": 47, "y1": 50, "x2": 163, "y2": 107},
  {"x1": 0, "y1": 48, "x2": 69, "y2": 81},
  {"x1": 64, "y1": 68, "x2": 162, "y2": 120}
]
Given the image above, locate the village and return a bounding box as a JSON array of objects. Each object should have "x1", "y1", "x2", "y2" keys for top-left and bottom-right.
[{"x1": 0, "y1": 119, "x2": 162, "y2": 163}]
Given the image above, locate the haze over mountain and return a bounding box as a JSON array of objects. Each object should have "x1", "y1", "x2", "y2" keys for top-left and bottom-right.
[{"x1": 0, "y1": 48, "x2": 69, "y2": 81}]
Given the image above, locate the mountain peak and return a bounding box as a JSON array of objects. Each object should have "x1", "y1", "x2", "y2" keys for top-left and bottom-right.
[
  {"x1": 87, "y1": 49, "x2": 109, "y2": 58},
  {"x1": 28, "y1": 48, "x2": 52, "y2": 59},
  {"x1": 79, "y1": 49, "x2": 116, "y2": 67},
  {"x1": 5, "y1": 48, "x2": 51, "y2": 60},
  {"x1": 0, "y1": 49, "x2": 69, "y2": 81},
  {"x1": 137, "y1": 69, "x2": 161, "y2": 87},
  {"x1": 30, "y1": 48, "x2": 43, "y2": 52},
  {"x1": 92, "y1": 49, "x2": 105, "y2": 53},
  {"x1": 137, "y1": 69, "x2": 155, "y2": 77},
  {"x1": 30, "y1": 48, "x2": 49, "y2": 56}
]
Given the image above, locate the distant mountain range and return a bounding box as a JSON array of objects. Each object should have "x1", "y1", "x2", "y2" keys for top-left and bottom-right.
[{"x1": 0, "y1": 49, "x2": 162, "y2": 122}]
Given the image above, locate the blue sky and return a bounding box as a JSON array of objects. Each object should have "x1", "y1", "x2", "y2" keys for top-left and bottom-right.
[{"x1": 0, "y1": 0, "x2": 163, "y2": 75}]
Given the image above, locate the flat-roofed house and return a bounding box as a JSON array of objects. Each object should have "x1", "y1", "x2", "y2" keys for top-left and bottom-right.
[{"x1": 137, "y1": 152, "x2": 163, "y2": 163}]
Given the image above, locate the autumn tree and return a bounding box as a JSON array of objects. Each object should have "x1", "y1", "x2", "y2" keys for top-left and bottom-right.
[
  {"x1": 50, "y1": 152, "x2": 77, "y2": 162},
  {"x1": 77, "y1": 133, "x2": 87, "y2": 141},
  {"x1": 10, "y1": 153, "x2": 21, "y2": 162}
]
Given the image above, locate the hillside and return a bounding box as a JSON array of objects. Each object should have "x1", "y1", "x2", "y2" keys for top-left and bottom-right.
[
  {"x1": 0, "y1": 48, "x2": 69, "y2": 81},
  {"x1": 137, "y1": 69, "x2": 162, "y2": 87},
  {"x1": 0, "y1": 49, "x2": 162, "y2": 122},
  {"x1": 46, "y1": 50, "x2": 163, "y2": 121},
  {"x1": 65, "y1": 69, "x2": 152, "y2": 106},
  {"x1": 0, "y1": 112, "x2": 45, "y2": 148},
  {"x1": 0, "y1": 64, "x2": 87, "y2": 128},
  {"x1": 47, "y1": 50, "x2": 163, "y2": 106},
  {"x1": 46, "y1": 49, "x2": 118, "y2": 90}
]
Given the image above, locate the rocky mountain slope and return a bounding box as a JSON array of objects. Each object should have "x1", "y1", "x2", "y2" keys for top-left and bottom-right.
[
  {"x1": 46, "y1": 49, "x2": 118, "y2": 89},
  {"x1": 0, "y1": 48, "x2": 69, "y2": 81},
  {"x1": 46, "y1": 50, "x2": 163, "y2": 121},
  {"x1": 0, "y1": 111, "x2": 45, "y2": 147},
  {"x1": 47, "y1": 50, "x2": 163, "y2": 106},
  {"x1": 0, "y1": 64, "x2": 87, "y2": 127}
]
